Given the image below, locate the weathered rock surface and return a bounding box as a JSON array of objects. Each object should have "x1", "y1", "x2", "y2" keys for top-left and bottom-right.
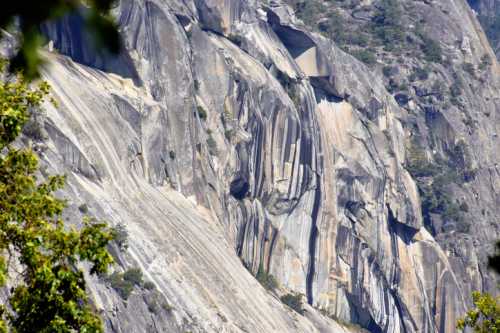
[
  {"x1": 10, "y1": 0, "x2": 500, "y2": 332},
  {"x1": 469, "y1": 0, "x2": 500, "y2": 57}
]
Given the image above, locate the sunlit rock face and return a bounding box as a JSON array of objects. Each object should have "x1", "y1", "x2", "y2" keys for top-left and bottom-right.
[{"x1": 27, "y1": 0, "x2": 500, "y2": 332}]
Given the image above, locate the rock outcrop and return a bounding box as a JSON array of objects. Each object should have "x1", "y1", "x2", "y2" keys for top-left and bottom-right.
[{"x1": 6, "y1": 0, "x2": 499, "y2": 332}]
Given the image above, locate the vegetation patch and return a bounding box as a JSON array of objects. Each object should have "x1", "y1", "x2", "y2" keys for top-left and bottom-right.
[
  {"x1": 418, "y1": 31, "x2": 442, "y2": 63},
  {"x1": 123, "y1": 267, "x2": 143, "y2": 285},
  {"x1": 457, "y1": 291, "x2": 500, "y2": 332},
  {"x1": 144, "y1": 281, "x2": 156, "y2": 290},
  {"x1": 406, "y1": 142, "x2": 474, "y2": 234},
  {"x1": 256, "y1": 265, "x2": 279, "y2": 292},
  {"x1": 352, "y1": 49, "x2": 377, "y2": 66},
  {"x1": 207, "y1": 135, "x2": 218, "y2": 156},
  {"x1": 78, "y1": 203, "x2": 89, "y2": 214},
  {"x1": 280, "y1": 293, "x2": 304, "y2": 315},
  {"x1": 112, "y1": 223, "x2": 129, "y2": 250},
  {"x1": 196, "y1": 106, "x2": 207, "y2": 120},
  {"x1": 106, "y1": 267, "x2": 143, "y2": 300},
  {"x1": 107, "y1": 272, "x2": 134, "y2": 300},
  {"x1": 370, "y1": 0, "x2": 405, "y2": 50}
]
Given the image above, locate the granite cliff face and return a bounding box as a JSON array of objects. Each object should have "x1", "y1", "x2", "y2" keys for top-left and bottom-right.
[
  {"x1": 468, "y1": 0, "x2": 500, "y2": 57},
  {"x1": 11, "y1": 0, "x2": 500, "y2": 332}
]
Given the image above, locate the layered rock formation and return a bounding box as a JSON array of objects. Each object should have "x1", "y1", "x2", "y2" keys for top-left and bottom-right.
[{"x1": 8, "y1": 0, "x2": 500, "y2": 332}]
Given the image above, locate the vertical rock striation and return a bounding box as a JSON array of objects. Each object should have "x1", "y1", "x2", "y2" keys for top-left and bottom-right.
[{"x1": 18, "y1": 0, "x2": 500, "y2": 332}]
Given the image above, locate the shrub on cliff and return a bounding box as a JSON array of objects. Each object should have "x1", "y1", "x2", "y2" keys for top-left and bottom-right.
[
  {"x1": 352, "y1": 49, "x2": 377, "y2": 65},
  {"x1": 281, "y1": 293, "x2": 304, "y2": 315},
  {"x1": 107, "y1": 267, "x2": 143, "y2": 300},
  {"x1": 419, "y1": 32, "x2": 443, "y2": 63},
  {"x1": 256, "y1": 265, "x2": 279, "y2": 292},
  {"x1": 0, "y1": 60, "x2": 114, "y2": 332},
  {"x1": 371, "y1": 0, "x2": 405, "y2": 47}
]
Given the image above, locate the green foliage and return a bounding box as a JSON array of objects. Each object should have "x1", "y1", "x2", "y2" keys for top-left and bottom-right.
[
  {"x1": 256, "y1": 265, "x2": 279, "y2": 292},
  {"x1": 162, "y1": 302, "x2": 173, "y2": 312},
  {"x1": 418, "y1": 167, "x2": 466, "y2": 224},
  {"x1": 406, "y1": 141, "x2": 474, "y2": 233},
  {"x1": 0, "y1": 1, "x2": 120, "y2": 79},
  {"x1": 207, "y1": 135, "x2": 218, "y2": 156},
  {"x1": 457, "y1": 292, "x2": 500, "y2": 333},
  {"x1": 143, "y1": 281, "x2": 156, "y2": 291},
  {"x1": 418, "y1": 184, "x2": 464, "y2": 232},
  {"x1": 352, "y1": 49, "x2": 377, "y2": 66},
  {"x1": 197, "y1": 106, "x2": 207, "y2": 120},
  {"x1": 318, "y1": 10, "x2": 349, "y2": 46},
  {"x1": 112, "y1": 223, "x2": 128, "y2": 250},
  {"x1": 123, "y1": 267, "x2": 143, "y2": 285},
  {"x1": 372, "y1": 0, "x2": 402, "y2": 28},
  {"x1": 0, "y1": 65, "x2": 114, "y2": 332},
  {"x1": 0, "y1": 69, "x2": 50, "y2": 146},
  {"x1": 370, "y1": 0, "x2": 405, "y2": 48},
  {"x1": 106, "y1": 267, "x2": 142, "y2": 300},
  {"x1": 79, "y1": 203, "x2": 89, "y2": 214},
  {"x1": 285, "y1": 0, "x2": 325, "y2": 27},
  {"x1": 144, "y1": 291, "x2": 171, "y2": 315},
  {"x1": 406, "y1": 145, "x2": 440, "y2": 178},
  {"x1": 280, "y1": 293, "x2": 304, "y2": 315},
  {"x1": 419, "y1": 32, "x2": 442, "y2": 63},
  {"x1": 146, "y1": 299, "x2": 159, "y2": 314},
  {"x1": 286, "y1": 0, "x2": 369, "y2": 50},
  {"x1": 107, "y1": 272, "x2": 134, "y2": 300}
]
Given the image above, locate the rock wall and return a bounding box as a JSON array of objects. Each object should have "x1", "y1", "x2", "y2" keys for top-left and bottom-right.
[
  {"x1": 20, "y1": 0, "x2": 500, "y2": 332},
  {"x1": 468, "y1": 0, "x2": 500, "y2": 57}
]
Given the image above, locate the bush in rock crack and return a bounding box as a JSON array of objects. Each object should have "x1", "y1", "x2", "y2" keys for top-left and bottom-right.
[
  {"x1": 256, "y1": 265, "x2": 279, "y2": 292},
  {"x1": 107, "y1": 272, "x2": 134, "y2": 300},
  {"x1": 123, "y1": 267, "x2": 143, "y2": 285},
  {"x1": 280, "y1": 293, "x2": 304, "y2": 315},
  {"x1": 112, "y1": 223, "x2": 129, "y2": 250},
  {"x1": 106, "y1": 267, "x2": 143, "y2": 300}
]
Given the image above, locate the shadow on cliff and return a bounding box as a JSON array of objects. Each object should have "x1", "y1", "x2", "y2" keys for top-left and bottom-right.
[{"x1": 40, "y1": 9, "x2": 141, "y2": 86}]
